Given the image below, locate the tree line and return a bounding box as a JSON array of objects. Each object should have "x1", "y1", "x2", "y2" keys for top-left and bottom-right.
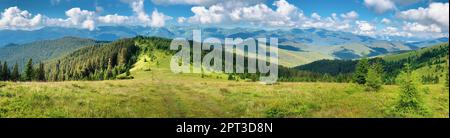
[
  {"x1": 0, "y1": 38, "x2": 139, "y2": 82},
  {"x1": 0, "y1": 36, "x2": 99, "y2": 71},
  {"x1": 0, "y1": 59, "x2": 46, "y2": 82}
]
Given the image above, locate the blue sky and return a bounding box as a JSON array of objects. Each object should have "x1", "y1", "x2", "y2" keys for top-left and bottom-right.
[{"x1": 0, "y1": 0, "x2": 448, "y2": 39}]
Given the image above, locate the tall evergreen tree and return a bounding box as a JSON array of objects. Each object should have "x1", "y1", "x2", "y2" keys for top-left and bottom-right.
[
  {"x1": 11, "y1": 62, "x2": 20, "y2": 81},
  {"x1": 366, "y1": 68, "x2": 382, "y2": 91},
  {"x1": 353, "y1": 58, "x2": 369, "y2": 84},
  {"x1": 2, "y1": 62, "x2": 10, "y2": 81},
  {"x1": 53, "y1": 60, "x2": 60, "y2": 81},
  {"x1": 24, "y1": 58, "x2": 34, "y2": 81},
  {"x1": 37, "y1": 62, "x2": 46, "y2": 81},
  {"x1": 365, "y1": 62, "x2": 384, "y2": 91}
]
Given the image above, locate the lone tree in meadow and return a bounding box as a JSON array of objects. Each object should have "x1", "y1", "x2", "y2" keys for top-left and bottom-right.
[
  {"x1": 365, "y1": 61, "x2": 384, "y2": 91},
  {"x1": 353, "y1": 58, "x2": 369, "y2": 85},
  {"x1": 393, "y1": 63, "x2": 428, "y2": 116}
]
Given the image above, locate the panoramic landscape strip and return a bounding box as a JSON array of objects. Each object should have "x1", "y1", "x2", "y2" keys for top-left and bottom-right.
[{"x1": 0, "y1": 0, "x2": 449, "y2": 118}]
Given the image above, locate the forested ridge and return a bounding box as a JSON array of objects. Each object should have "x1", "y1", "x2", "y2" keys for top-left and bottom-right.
[
  {"x1": 0, "y1": 37, "x2": 101, "y2": 70},
  {"x1": 45, "y1": 38, "x2": 139, "y2": 81}
]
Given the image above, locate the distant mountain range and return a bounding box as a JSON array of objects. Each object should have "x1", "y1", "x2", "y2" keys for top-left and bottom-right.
[
  {"x1": 0, "y1": 26, "x2": 448, "y2": 67},
  {"x1": 405, "y1": 37, "x2": 449, "y2": 48}
]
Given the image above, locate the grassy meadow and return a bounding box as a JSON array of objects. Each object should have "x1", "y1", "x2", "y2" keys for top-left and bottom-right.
[{"x1": 0, "y1": 50, "x2": 448, "y2": 118}]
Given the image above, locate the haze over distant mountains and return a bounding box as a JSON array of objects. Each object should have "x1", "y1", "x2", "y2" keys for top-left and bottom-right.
[{"x1": 1, "y1": 26, "x2": 448, "y2": 67}]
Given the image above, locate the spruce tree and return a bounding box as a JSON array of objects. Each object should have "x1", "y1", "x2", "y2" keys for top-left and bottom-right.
[
  {"x1": 2, "y1": 62, "x2": 10, "y2": 81},
  {"x1": 53, "y1": 60, "x2": 60, "y2": 81},
  {"x1": 12, "y1": 62, "x2": 20, "y2": 81},
  {"x1": 37, "y1": 62, "x2": 46, "y2": 81},
  {"x1": 394, "y1": 63, "x2": 428, "y2": 116},
  {"x1": 366, "y1": 67, "x2": 382, "y2": 91},
  {"x1": 25, "y1": 58, "x2": 34, "y2": 81},
  {"x1": 353, "y1": 58, "x2": 369, "y2": 84},
  {"x1": 365, "y1": 62, "x2": 384, "y2": 91}
]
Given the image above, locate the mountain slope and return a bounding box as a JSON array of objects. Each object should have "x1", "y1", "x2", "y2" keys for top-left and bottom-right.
[
  {"x1": 44, "y1": 38, "x2": 139, "y2": 81},
  {"x1": 0, "y1": 37, "x2": 100, "y2": 69}
]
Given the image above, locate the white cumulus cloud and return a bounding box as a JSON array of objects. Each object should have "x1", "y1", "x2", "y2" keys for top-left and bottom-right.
[
  {"x1": 184, "y1": 0, "x2": 301, "y2": 27},
  {"x1": 180, "y1": 0, "x2": 367, "y2": 34},
  {"x1": 381, "y1": 18, "x2": 391, "y2": 24},
  {"x1": 402, "y1": 22, "x2": 442, "y2": 33},
  {"x1": 1, "y1": 0, "x2": 173, "y2": 31},
  {"x1": 151, "y1": 0, "x2": 221, "y2": 6},
  {"x1": 65, "y1": 8, "x2": 96, "y2": 30},
  {"x1": 1, "y1": 0, "x2": 447, "y2": 39},
  {"x1": 98, "y1": 14, "x2": 130, "y2": 25},
  {"x1": 128, "y1": 0, "x2": 172, "y2": 27},
  {"x1": 380, "y1": 26, "x2": 412, "y2": 37},
  {"x1": 188, "y1": 5, "x2": 226, "y2": 24},
  {"x1": 150, "y1": 9, "x2": 172, "y2": 27},
  {"x1": 340, "y1": 11, "x2": 359, "y2": 20},
  {"x1": 397, "y1": 2, "x2": 449, "y2": 32},
  {"x1": 151, "y1": 0, "x2": 264, "y2": 7},
  {"x1": 364, "y1": 0, "x2": 396, "y2": 13},
  {"x1": 311, "y1": 13, "x2": 321, "y2": 20},
  {"x1": 0, "y1": 7, "x2": 43, "y2": 30},
  {"x1": 354, "y1": 20, "x2": 376, "y2": 36}
]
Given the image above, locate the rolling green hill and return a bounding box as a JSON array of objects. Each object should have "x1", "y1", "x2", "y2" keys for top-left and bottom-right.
[
  {"x1": 294, "y1": 43, "x2": 449, "y2": 84},
  {"x1": 382, "y1": 43, "x2": 449, "y2": 62}
]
